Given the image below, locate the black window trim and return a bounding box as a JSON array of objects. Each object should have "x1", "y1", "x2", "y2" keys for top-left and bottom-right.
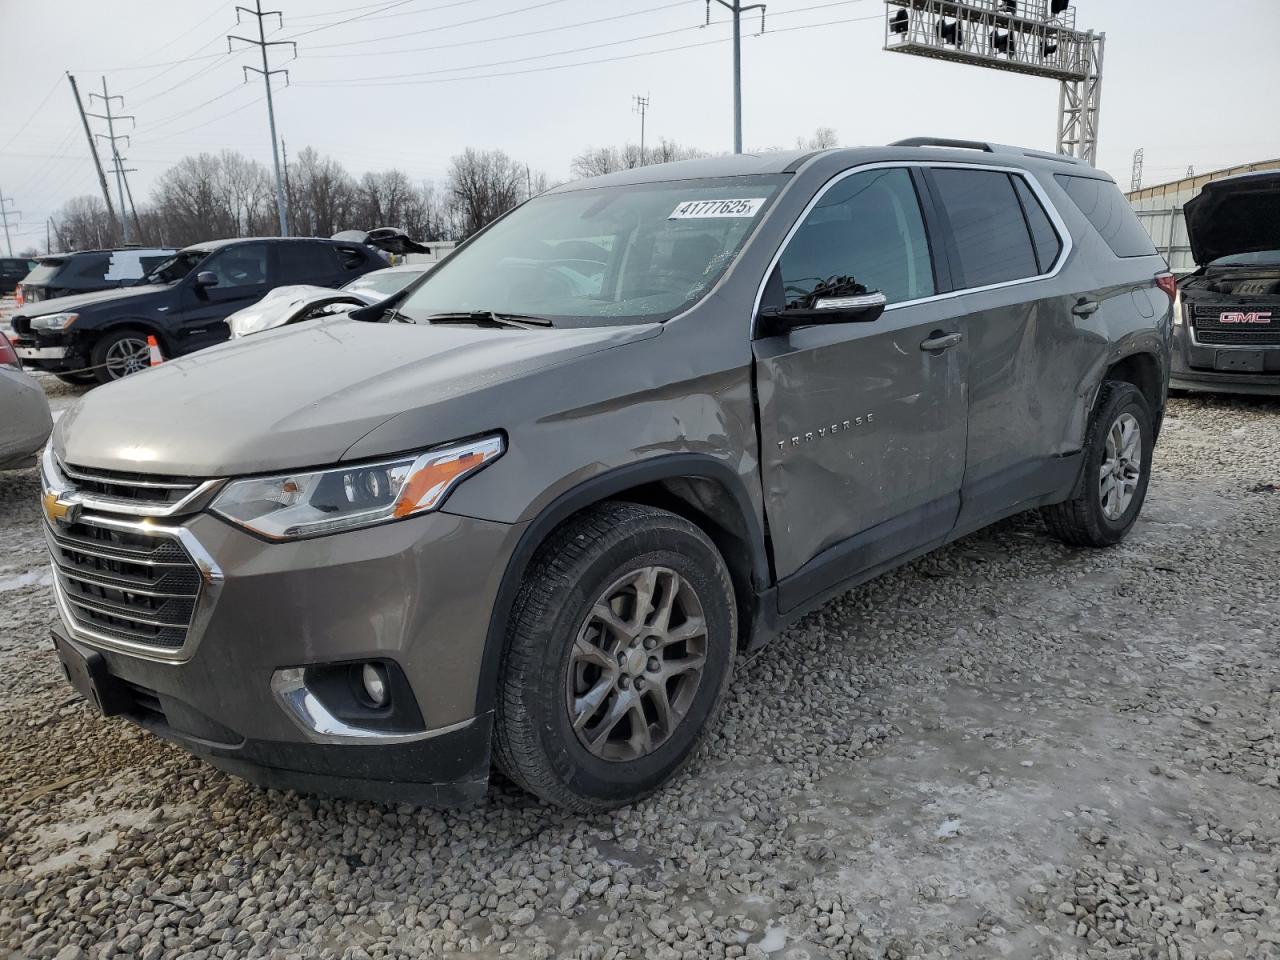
[{"x1": 750, "y1": 160, "x2": 1074, "y2": 337}]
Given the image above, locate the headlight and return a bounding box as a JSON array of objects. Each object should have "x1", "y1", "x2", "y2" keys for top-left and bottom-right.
[
  {"x1": 211, "y1": 434, "x2": 504, "y2": 540},
  {"x1": 30, "y1": 312, "x2": 77, "y2": 332},
  {"x1": 1172, "y1": 291, "x2": 1183, "y2": 326}
]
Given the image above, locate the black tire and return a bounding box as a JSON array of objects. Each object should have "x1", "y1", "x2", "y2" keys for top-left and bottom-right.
[
  {"x1": 55, "y1": 371, "x2": 97, "y2": 386},
  {"x1": 1042, "y1": 381, "x2": 1154, "y2": 548},
  {"x1": 89, "y1": 328, "x2": 152, "y2": 385},
  {"x1": 494, "y1": 501, "x2": 736, "y2": 812}
]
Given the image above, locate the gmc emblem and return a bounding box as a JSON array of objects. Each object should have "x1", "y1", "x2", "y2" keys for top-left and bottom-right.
[{"x1": 1219, "y1": 311, "x2": 1273, "y2": 325}]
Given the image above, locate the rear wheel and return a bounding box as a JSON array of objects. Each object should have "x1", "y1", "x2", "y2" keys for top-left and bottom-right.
[
  {"x1": 90, "y1": 329, "x2": 152, "y2": 384},
  {"x1": 1042, "y1": 381, "x2": 1154, "y2": 547},
  {"x1": 494, "y1": 502, "x2": 736, "y2": 811}
]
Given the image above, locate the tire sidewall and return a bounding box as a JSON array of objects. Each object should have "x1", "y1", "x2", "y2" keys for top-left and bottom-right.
[
  {"x1": 1084, "y1": 385, "x2": 1154, "y2": 543},
  {"x1": 526, "y1": 525, "x2": 735, "y2": 805}
]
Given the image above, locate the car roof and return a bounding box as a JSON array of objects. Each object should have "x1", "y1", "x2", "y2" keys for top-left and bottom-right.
[
  {"x1": 179, "y1": 237, "x2": 354, "y2": 254},
  {"x1": 547, "y1": 141, "x2": 1106, "y2": 193},
  {"x1": 35, "y1": 247, "x2": 176, "y2": 261}
]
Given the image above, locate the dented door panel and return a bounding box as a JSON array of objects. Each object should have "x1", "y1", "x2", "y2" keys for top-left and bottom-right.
[{"x1": 754, "y1": 295, "x2": 969, "y2": 580}]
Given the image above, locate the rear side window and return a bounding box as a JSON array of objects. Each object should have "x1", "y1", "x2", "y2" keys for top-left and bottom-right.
[
  {"x1": 336, "y1": 246, "x2": 371, "y2": 272},
  {"x1": 67, "y1": 255, "x2": 109, "y2": 283},
  {"x1": 277, "y1": 242, "x2": 339, "y2": 283},
  {"x1": 779, "y1": 167, "x2": 934, "y2": 306},
  {"x1": 1012, "y1": 176, "x2": 1063, "y2": 273},
  {"x1": 1055, "y1": 174, "x2": 1158, "y2": 258},
  {"x1": 931, "y1": 169, "x2": 1039, "y2": 287}
]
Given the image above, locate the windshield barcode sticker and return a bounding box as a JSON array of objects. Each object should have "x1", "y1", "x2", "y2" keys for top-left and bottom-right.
[{"x1": 669, "y1": 198, "x2": 765, "y2": 219}]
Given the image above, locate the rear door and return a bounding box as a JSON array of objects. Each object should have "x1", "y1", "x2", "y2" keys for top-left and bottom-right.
[
  {"x1": 754, "y1": 165, "x2": 969, "y2": 600},
  {"x1": 275, "y1": 240, "x2": 343, "y2": 288},
  {"x1": 923, "y1": 165, "x2": 1083, "y2": 532},
  {"x1": 173, "y1": 243, "x2": 270, "y2": 352}
]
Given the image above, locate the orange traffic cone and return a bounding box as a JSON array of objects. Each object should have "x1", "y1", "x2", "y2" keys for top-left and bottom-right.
[{"x1": 146, "y1": 335, "x2": 163, "y2": 367}]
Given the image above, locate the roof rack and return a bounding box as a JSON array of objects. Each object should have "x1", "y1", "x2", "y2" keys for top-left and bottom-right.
[{"x1": 891, "y1": 137, "x2": 1090, "y2": 166}]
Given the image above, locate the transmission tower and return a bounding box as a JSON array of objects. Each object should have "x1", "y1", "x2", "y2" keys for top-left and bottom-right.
[
  {"x1": 1130, "y1": 147, "x2": 1144, "y2": 192},
  {"x1": 0, "y1": 189, "x2": 18, "y2": 257},
  {"x1": 86, "y1": 79, "x2": 136, "y2": 244},
  {"x1": 705, "y1": 0, "x2": 766, "y2": 154},
  {"x1": 229, "y1": 1, "x2": 296, "y2": 236},
  {"x1": 633, "y1": 94, "x2": 650, "y2": 161},
  {"x1": 884, "y1": 0, "x2": 1106, "y2": 165}
]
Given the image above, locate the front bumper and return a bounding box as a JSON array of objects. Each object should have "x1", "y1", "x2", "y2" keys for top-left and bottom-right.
[
  {"x1": 10, "y1": 335, "x2": 74, "y2": 372},
  {"x1": 1171, "y1": 324, "x2": 1280, "y2": 396},
  {"x1": 49, "y1": 507, "x2": 527, "y2": 804}
]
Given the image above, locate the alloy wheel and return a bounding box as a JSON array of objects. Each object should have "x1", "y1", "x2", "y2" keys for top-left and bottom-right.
[
  {"x1": 1099, "y1": 411, "x2": 1142, "y2": 520},
  {"x1": 103, "y1": 336, "x2": 151, "y2": 379},
  {"x1": 566, "y1": 565, "x2": 708, "y2": 762}
]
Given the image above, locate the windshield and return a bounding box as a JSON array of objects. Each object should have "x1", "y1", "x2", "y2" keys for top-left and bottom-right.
[
  {"x1": 144, "y1": 250, "x2": 207, "y2": 285},
  {"x1": 1210, "y1": 250, "x2": 1280, "y2": 267},
  {"x1": 343, "y1": 268, "x2": 427, "y2": 298},
  {"x1": 397, "y1": 175, "x2": 785, "y2": 325}
]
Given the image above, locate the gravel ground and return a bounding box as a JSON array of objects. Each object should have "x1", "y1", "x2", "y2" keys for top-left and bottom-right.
[{"x1": 2, "y1": 391, "x2": 1279, "y2": 960}]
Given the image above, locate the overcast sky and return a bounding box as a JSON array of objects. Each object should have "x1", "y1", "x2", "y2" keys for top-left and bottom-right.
[{"x1": 2, "y1": 0, "x2": 1278, "y2": 250}]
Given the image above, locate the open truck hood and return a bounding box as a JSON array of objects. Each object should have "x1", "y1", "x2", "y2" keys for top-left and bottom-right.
[
  {"x1": 1184, "y1": 171, "x2": 1280, "y2": 266},
  {"x1": 53, "y1": 316, "x2": 660, "y2": 476}
]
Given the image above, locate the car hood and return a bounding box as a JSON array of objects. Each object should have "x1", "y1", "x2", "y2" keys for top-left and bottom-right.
[
  {"x1": 226, "y1": 285, "x2": 371, "y2": 337},
  {"x1": 53, "y1": 316, "x2": 661, "y2": 476},
  {"x1": 10, "y1": 283, "x2": 171, "y2": 320},
  {"x1": 1184, "y1": 171, "x2": 1280, "y2": 266}
]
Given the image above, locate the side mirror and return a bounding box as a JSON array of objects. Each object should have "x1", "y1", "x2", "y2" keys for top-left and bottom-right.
[
  {"x1": 195, "y1": 271, "x2": 219, "y2": 288},
  {"x1": 758, "y1": 291, "x2": 887, "y2": 337}
]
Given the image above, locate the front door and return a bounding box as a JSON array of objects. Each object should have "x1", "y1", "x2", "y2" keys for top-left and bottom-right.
[
  {"x1": 175, "y1": 243, "x2": 270, "y2": 353},
  {"x1": 753, "y1": 166, "x2": 969, "y2": 602}
]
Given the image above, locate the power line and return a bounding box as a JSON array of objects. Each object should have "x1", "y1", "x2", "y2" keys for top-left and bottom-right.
[
  {"x1": 281, "y1": 0, "x2": 424, "y2": 39},
  {"x1": 0, "y1": 76, "x2": 65, "y2": 155},
  {"x1": 299, "y1": 0, "x2": 578, "y2": 50},
  {"x1": 295, "y1": 10, "x2": 882, "y2": 88}
]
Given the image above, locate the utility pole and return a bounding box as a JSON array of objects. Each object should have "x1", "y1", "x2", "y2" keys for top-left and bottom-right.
[
  {"x1": 87, "y1": 78, "x2": 135, "y2": 243},
  {"x1": 633, "y1": 94, "x2": 650, "y2": 162},
  {"x1": 230, "y1": 1, "x2": 296, "y2": 236},
  {"x1": 706, "y1": 0, "x2": 765, "y2": 154},
  {"x1": 281, "y1": 138, "x2": 293, "y2": 233},
  {"x1": 46, "y1": 218, "x2": 52, "y2": 254},
  {"x1": 0, "y1": 189, "x2": 17, "y2": 257},
  {"x1": 67, "y1": 73, "x2": 119, "y2": 239}
]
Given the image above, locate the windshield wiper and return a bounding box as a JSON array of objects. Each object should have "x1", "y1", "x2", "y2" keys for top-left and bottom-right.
[{"x1": 422, "y1": 310, "x2": 554, "y2": 329}]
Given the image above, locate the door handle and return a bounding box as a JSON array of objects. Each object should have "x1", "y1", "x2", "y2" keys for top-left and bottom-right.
[
  {"x1": 920, "y1": 331, "x2": 963, "y2": 352},
  {"x1": 1072, "y1": 298, "x2": 1101, "y2": 317}
]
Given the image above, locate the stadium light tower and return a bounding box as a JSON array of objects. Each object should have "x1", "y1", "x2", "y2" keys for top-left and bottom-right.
[{"x1": 883, "y1": 0, "x2": 1105, "y2": 165}]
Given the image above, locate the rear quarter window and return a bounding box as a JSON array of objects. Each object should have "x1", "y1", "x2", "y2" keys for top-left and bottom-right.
[
  {"x1": 336, "y1": 245, "x2": 374, "y2": 272},
  {"x1": 1055, "y1": 174, "x2": 1158, "y2": 259}
]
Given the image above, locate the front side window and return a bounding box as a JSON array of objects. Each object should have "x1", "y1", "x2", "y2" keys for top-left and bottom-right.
[
  {"x1": 398, "y1": 175, "x2": 784, "y2": 325},
  {"x1": 203, "y1": 244, "x2": 268, "y2": 288},
  {"x1": 932, "y1": 169, "x2": 1040, "y2": 287},
  {"x1": 145, "y1": 251, "x2": 207, "y2": 285},
  {"x1": 779, "y1": 167, "x2": 934, "y2": 307}
]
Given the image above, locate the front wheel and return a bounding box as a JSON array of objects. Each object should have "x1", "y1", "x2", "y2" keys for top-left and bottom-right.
[
  {"x1": 1042, "y1": 381, "x2": 1154, "y2": 547},
  {"x1": 494, "y1": 502, "x2": 736, "y2": 811},
  {"x1": 90, "y1": 328, "x2": 152, "y2": 384}
]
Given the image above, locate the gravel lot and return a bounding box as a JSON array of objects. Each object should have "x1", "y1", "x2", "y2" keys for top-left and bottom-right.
[{"x1": 2, "y1": 387, "x2": 1278, "y2": 960}]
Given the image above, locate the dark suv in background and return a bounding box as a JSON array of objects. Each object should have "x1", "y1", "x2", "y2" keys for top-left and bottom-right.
[
  {"x1": 43, "y1": 140, "x2": 1173, "y2": 810},
  {"x1": 10, "y1": 237, "x2": 385, "y2": 384},
  {"x1": 1, "y1": 257, "x2": 37, "y2": 297},
  {"x1": 1172, "y1": 171, "x2": 1280, "y2": 395},
  {"x1": 16, "y1": 248, "x2": 176, "y2": 306}
]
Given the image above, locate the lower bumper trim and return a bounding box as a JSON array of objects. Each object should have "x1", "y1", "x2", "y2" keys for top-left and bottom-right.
[{"x1": 14, "y1": 345, "x2": 67, "y2": 359}]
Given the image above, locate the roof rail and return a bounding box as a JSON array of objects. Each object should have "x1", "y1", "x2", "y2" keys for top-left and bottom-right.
[
  {"x1": 891, "y1": 137, "x2": 997, "y2": 152},
  {"x1": 892, "y1": 137, "x2": 1091, "y2": 167}
]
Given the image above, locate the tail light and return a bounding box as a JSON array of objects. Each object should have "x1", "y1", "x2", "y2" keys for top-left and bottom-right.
[
  {"x1": 1155, "y1": 273, "x2": 1177, "y2": 300},
  {"x1": 0, "y1": 331, "x2": 20, "y2": 369}
]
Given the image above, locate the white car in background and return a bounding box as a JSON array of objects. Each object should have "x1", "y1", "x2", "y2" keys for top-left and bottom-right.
[{"x1": 227, "y1": 263, "x2": 431, "y2": 338}]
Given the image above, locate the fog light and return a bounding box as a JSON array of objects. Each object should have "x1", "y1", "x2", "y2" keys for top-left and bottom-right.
[{"x1": 361, "y1": 662, "x2": 389, "y2": 707}]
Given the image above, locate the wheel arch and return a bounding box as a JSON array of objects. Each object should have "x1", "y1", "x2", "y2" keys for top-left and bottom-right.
[
  {"x1": 85, "y1": 318, "x2": 173, "y2": 354},
  {"x1": 1102, "y1": 349, "x2": 1165, "y2": 436},
  {"x1": 474, "y1": 455, "x2": 772, "y2": 717}
]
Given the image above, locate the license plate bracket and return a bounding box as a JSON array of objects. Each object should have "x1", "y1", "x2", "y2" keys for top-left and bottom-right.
[
  {"x1": 1215, "y1": 351, "x2": 1265, "y2": 373},
  {"x1": 52, "y1": 632, "x2": 131, "y2": 717}
]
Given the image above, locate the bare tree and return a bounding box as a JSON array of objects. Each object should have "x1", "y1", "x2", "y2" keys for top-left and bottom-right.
[
  {"x1": 448, "y1": 148, "x2": 526, "y2": 238},
  {"x1": 797, "y1": 126, "x2": 840, "y2": 150},
  {"x1": 571, "y1": 139, "x2": 706, "y2": 179}
]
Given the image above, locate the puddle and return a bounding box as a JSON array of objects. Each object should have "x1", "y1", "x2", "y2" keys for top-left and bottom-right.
[{"x1": 0, "y1": 569, "x2": 50, "y2": 593}]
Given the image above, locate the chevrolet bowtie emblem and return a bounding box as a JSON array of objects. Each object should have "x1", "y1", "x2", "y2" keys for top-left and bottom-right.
[{"x1": 42, "y1": 492, "x2": 79, "y2": 525}]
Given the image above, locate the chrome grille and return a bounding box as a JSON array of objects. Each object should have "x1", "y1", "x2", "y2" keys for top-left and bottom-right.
[
  {"x1": 59, "y1": 461, "x2": 207, "y2": 509},
  {"x1": 48, "y1": 519, "x2": 201, "y2": 650},
  {"x1": 1192, "y1": 304, "x2": 1280, "y2": 346}
]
